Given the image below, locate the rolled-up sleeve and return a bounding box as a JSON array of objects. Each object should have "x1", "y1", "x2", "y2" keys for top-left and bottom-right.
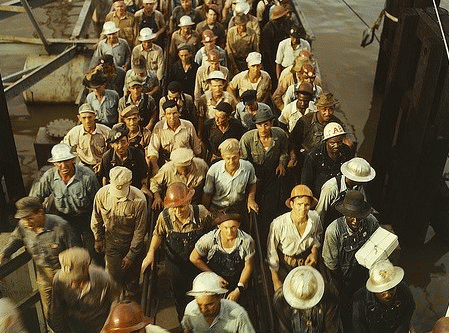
[{"x1": 267, "y1": 221, "x2": 280, "y2": 271}]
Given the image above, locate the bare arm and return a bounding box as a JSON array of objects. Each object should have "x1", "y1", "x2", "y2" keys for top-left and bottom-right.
[{"x1": 141, "y1": 234, "x2": 163, "y2": 273}]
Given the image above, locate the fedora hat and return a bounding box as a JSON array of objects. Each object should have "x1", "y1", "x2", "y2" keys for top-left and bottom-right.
[
  {"x1": 341, "y1": 157, "x2": 376, "y2": 182},
  {"x1": 283, "y1": 266, "x2": 325, "y2": 309},
  {"x1": 83, "y1": 70, "x2": 107, "y2": 89},
  {"x1": 315, "y1": 92, "x2": 338, "y2": 108},
  {"x1": 285, "y1": 184, "x2": 318, "y2": 209},
  {"x1": 187, "y1": 272, "x2": 228, "y2": 296},
  {"x1": 271, "y1": 5, "x2": 288, "y2": 20},
  {"x1": 366, "y1": 259, "x2": 404, "y2": 293},
  {"x1": 254, "y1": 107, "x2": 274, "y2": 124},
  {"x1": 335, "y1": 190, "x2": 372, "y2": 218}
]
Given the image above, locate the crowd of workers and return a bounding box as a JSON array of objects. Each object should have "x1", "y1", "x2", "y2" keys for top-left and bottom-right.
[{"x1": 0, "y1": 0, "x2": 447, "y2": 332}]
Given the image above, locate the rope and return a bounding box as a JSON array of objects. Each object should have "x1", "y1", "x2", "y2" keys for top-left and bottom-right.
[
  {"x1": 432, "y1": 0, "x2": 449, "y2": 62},
  {"x1": 339, "y1": 0, "x2": 380, "y2": 43}
]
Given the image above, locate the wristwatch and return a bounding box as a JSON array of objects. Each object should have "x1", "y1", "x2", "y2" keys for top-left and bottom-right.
[{"x1": 237, "y1": 282, "x2": 245, "y2": 293}]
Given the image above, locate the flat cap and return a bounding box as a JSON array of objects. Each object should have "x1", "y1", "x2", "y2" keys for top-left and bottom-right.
[{"x1": 15, "y1": 197, "x2": 42, "y2": 219}]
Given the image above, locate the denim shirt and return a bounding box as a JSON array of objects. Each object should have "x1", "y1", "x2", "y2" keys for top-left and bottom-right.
[
  {"x1": 86, "y1": 89, "x2": 119, "y2": 128},
  {"x1": 30, "y1": 165, "x2": 100, "y2": 216}
]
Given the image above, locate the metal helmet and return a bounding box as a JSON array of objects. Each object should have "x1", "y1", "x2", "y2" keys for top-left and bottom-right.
[
  {"x1": 322, "y1": 122, "x2": 346, "y2": 141},
  {"x1": 340, "y1": 157, "x2": 376, "y2": 182},
  {"x1": 103, "y1": 300, "x2": 151, "y2": 333},
  {"x1": 48, "y1": 143, "x2": 76, "y2": 163},
  {"x1": 163, "y1": 182, "x2": 195, "y2": 208},
  {"x1": 366, "y1": 259, "x2": 404, "y2": 293},
  {"x1": 186, "y1": 272, "x2": 228, "y2": 296}
]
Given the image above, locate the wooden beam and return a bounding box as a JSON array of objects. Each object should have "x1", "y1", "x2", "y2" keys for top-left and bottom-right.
[{"x1": 0, "y1": 4, "x2": 25, "y2": 12}]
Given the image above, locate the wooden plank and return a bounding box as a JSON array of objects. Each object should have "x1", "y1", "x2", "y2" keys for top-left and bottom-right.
[{"x1": 0, "y1": 5, "x2": 25, "y2": 12}]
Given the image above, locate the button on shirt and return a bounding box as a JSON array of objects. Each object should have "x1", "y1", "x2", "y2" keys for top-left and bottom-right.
[
  {"x1": 147, "y1": 119, "x2": 202, "y2": 158},
  {"x1": 278, "y1": 101, "x2": 313, "y2": 133},
  {"x1": 267, "y1": 211, "x2": 322, "y2": 271},
  {"x1": 86, "y1": 89, "x2": 120, "y2": 128},
  {"x1": 1, "y1": 214, "x2": 78, "y2": 269},
  {"x1": 240, "y1": 127, "x2": 289, "y2": 176},
  {"x1": 203, "y1": 159, "x2": 257, "y2": 207},
  {"x1": 195, "y1": 229, "x2": 255, "y2": 262},
  {"x1": 275, "y1": 37, "x2": 311, "y2": 68},
  {"x1": 90, "y1": 38, "x2": 131, "y2": 69},
  {"x1": 30, "y1": 165, "x2": 100, "y2": 216},
  {"x1": 182, "y1": 298, "x2": 256, "y2": 333},
  {"x1": 132, "y1": 43, "x2": 165, "y2": 81},
  {"x1": 91, "y1": 185, "x2": 147, "y2": 261},
  {"x1": 62, "y1": 124, "x2": 111, "y2": 165},
  {"x1": 235, "y1": 102, "x2": 270, "y2": 130}
]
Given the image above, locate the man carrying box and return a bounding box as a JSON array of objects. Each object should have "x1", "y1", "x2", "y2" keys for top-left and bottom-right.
[{"x1": 321, "y1": 190, "x2": 379, "y2": 332}]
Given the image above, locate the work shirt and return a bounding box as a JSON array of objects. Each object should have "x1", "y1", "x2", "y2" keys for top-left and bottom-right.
[
  {"x1": 1, "y1": 214, "x2": 78, "y2": 269},
  {"x1": 195, "y1": 229, "x2": 255, "y2": 262},
  {"x1": 235, "y1": 102, "x2": 270, "y2": 130},
  {"x1": 267, "y1": 210, "x2": 322, "y2": 271},
  {"x1": 50, "y1": 266, "x2": 120, "y2": 333},
  {"x1": 90, "y1": 38, "x2": 131, "y2": 69},
  {"x1": 283, "y1": 83, "x2": 322, "y2": 108},
  {"x1": 134, "y1": 9, "x2": 165, "y2": 34},
  {"x1": 128, "y1": 126, "x2": 152, "y2": 151},
  {"x1": 62, "y1": 124, "x2": 111, "y2": 166},
  {"x1": 150, "y1": 157, "x2": 208, "y2": 197},
  {"x1": 105, "y1": 11, "x2": 137, "y2": 48},
  {"x1": 171, "y1": 6, "x2": 198, "y2": 28},
  {"x1": 226, "y1": 26, "x2": 259, "y2": 60},
  {"x1": 167, "y1": 60, "x2": 200, "y2": 97},
  {"x1": 228, "y1": 14, "x2": 261, "y2": 36},
  {"x1": 124, "y1": 68, "x2": 159, "y2": 96},
  {"x1": 169, "y1": 30, "x2": 201, "y2": 61},
  {"x1": 99, "y1": 147, "x2": 148, "y2": 188},
  {"x1": 153, "y1": 204, "x2": 211, "y2": 235},
  {"x1": 147, "y1": 119, "x2": 201, "y2": 158},
  {"x1": 278, "y1": 101, "x2": 313, "y2": 133},
  {"x1": 196, "y1": 90, "x2": 236, "y2": 121},
  {"x1": 86, "y1": 89, "x2": 120, "y2": 128},
  {"x1": 30, "y1": 165, "x2": 100, "y2": 216},
  {"x1": 240, "y1": 127, "x2": 289, "y2": 178},
  {"x1": 201, "y1": 118, "x2": 246, "y2": 157},
  {"x1": 196, "y1": 20, "x2": 227, "y2": 48},
  {"x1": 203, "y1": 159, "x2": 257, "y2": 207},
  {"x1": 194, "y1": 46, "x2": 227, "y2": 68},
  {"x1": 182, "y1": 298, "x2": 256, "y2": 333},
  {"x1": 132, "y1": 43, "x2": 164, "y2": 81},
  {"x1": 118, "y1": 92, "x2": 157, "y2": 129},
  {"x1": 228, "y1": 70, "x2": 271, "y2": 103},
  {"x1": 275, "y1": 37, "x2": 311, "y2": 68},
  {"x1": 194, "y1": 64, "x2": 230, "y2": 104},
  {"x1": 91, "y1": 185, "x2": 147, "y2": 262}
]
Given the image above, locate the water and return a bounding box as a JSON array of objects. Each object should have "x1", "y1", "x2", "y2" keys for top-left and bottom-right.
[{"x1": 2, "y1": 0, "x2": 449, "y2": 331}]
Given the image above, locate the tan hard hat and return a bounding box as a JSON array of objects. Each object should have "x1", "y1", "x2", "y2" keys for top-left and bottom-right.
[{"x1": 285, "y1": 184, "x2": 318, "y2": 209}]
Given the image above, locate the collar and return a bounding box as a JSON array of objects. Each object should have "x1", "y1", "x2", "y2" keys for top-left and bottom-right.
[
  {"x1": 52, "y1": 165, "x2": 80, "y2": 183},
  {"x1": 162, "y1": 119, "x2": 185, "y2": 131},
  {"x1": 220, "y1": 160, "x2": 242, "y2": 176},
  {"x1": 82, "y1": 124, "x2": 98, "y2": 135}
]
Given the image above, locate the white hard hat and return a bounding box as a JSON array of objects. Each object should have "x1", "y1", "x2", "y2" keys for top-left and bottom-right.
[
  {"x1": 206, "y1": 70, "x2": 226, "y2": 81},
  {"x1": 283, "y1": 266, "x2": 325, "y2": 309},
  {"x1": 322, "y1": 122, "x2": 346, "y2": 141},
  {"x1": 341, "y1": 157, "x2": 376, "y2": 182},
  {"x1": 102, "y1": 21, "x2": 120, "y2": 35},
  {"x1": 366, "y1": 259, "x2": 404, "y2": 293},
  {"x1": 48, "y1": 143, "x2": 76, "y2": 163},
  {"x1": 186, "y1": 272, "x2": 228, "y2": 296},
  {"x1": 234, "y1": 1, "x2": 250, "y2": 15},
  {"x1": 139, "y1": 28, "x2": 157, "y2": 41},
  {"x1": 178, "y1": 15, "x2": 195, "y2": 27}
]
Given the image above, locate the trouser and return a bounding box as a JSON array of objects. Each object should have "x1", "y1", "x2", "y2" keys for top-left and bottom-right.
[
  {"x1": 36, "y1": 266, "x2": 57, "y2": 319},
  {"x1": 165, "y1": 257, "x2": 200, "y2": 322},
  {"x1": 105, "y1": 247, "x2": 143, "y2": 299}
]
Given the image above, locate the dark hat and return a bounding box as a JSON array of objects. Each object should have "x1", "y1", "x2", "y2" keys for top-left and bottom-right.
[
  {"x1": 215, "y1": 101, "x2": 233, "y2": 115},
  {"x1": 132, "y1": 56, "x2": 146, "y2": 74},
  {"x1": 177, "y1": 43, "x2": 193, "y2": 53},
  {"x1": 167, "y1": 81, "x2": 183, "y2": 93},
  {"x1": 213, "y1": 211, "x2": 242, "y2": 226},
  {"x1": 162, "y1": 99, "x2": 178, "y2": 110},
  {"x1": 335, "y1": 190, "x2": 372, "y2": 218},
  {"x1": 83, "y1": 70, "x2": 107, "y2": 88},
  {"x1": 241, "y1": 90, "x2": 257, "y2": 106},
  {"x1": 254, "y1": 106, "x2": 274, "y2": 124},
  {"x1": 15, "y1": 197, "x2": 42, "y2": 219},
  {"x1": 107, "y1": 123, "x2": 129, "y2": 143},
  {"x1": 289, "y1": 25, "x2": 304, "y2": 39},
  {"x1": 295, "y1": 81, "x2": 314, "y2": 96},
  {"x1": 234, "y1": 13, "x2": 249, "y2": 25},
  {"x1": 100, "y1": 54, "x2": 115, "y2": 66},
  {"x1": 208, "y1": 4, "x2": 221, "y2": 17}
]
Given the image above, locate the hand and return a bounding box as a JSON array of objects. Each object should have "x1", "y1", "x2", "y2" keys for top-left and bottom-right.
[
  {"x1": 287, "y1": 158, "x2": 297, "y2": 169},
  {"x1": 151, "y1": 195, "x2": 163, "y2": 210},
  {"x1": 219, "y1": 276, "x2": 229, "y2": 288},
  {"x1": 275, "y1": 164, "x2": 286, "y2": 177},
  {"x1": 247, "y1": 199, "x2": 259, "y2": 213},
  {"x1": 305, "y1": 252, "x2": 318, "y2": 267},
  {"x1": 227, "y1": 288, "x2": 241, "y2": 301},
  {"x1": 141, "y1": 254, "x2": 154, "y2": 274},
  {"x1": 140, "y1": 185, "x2": 152, "y2": 197},
  {"x1": 94, "y1": 240, "x2": 104, "y2": 253},
  {"x1": 92, "y1": 162, "x2": 101, "y2": 173},
  {"x1": 121, "y1": 257, "x2": 132, "y2": 270}
]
